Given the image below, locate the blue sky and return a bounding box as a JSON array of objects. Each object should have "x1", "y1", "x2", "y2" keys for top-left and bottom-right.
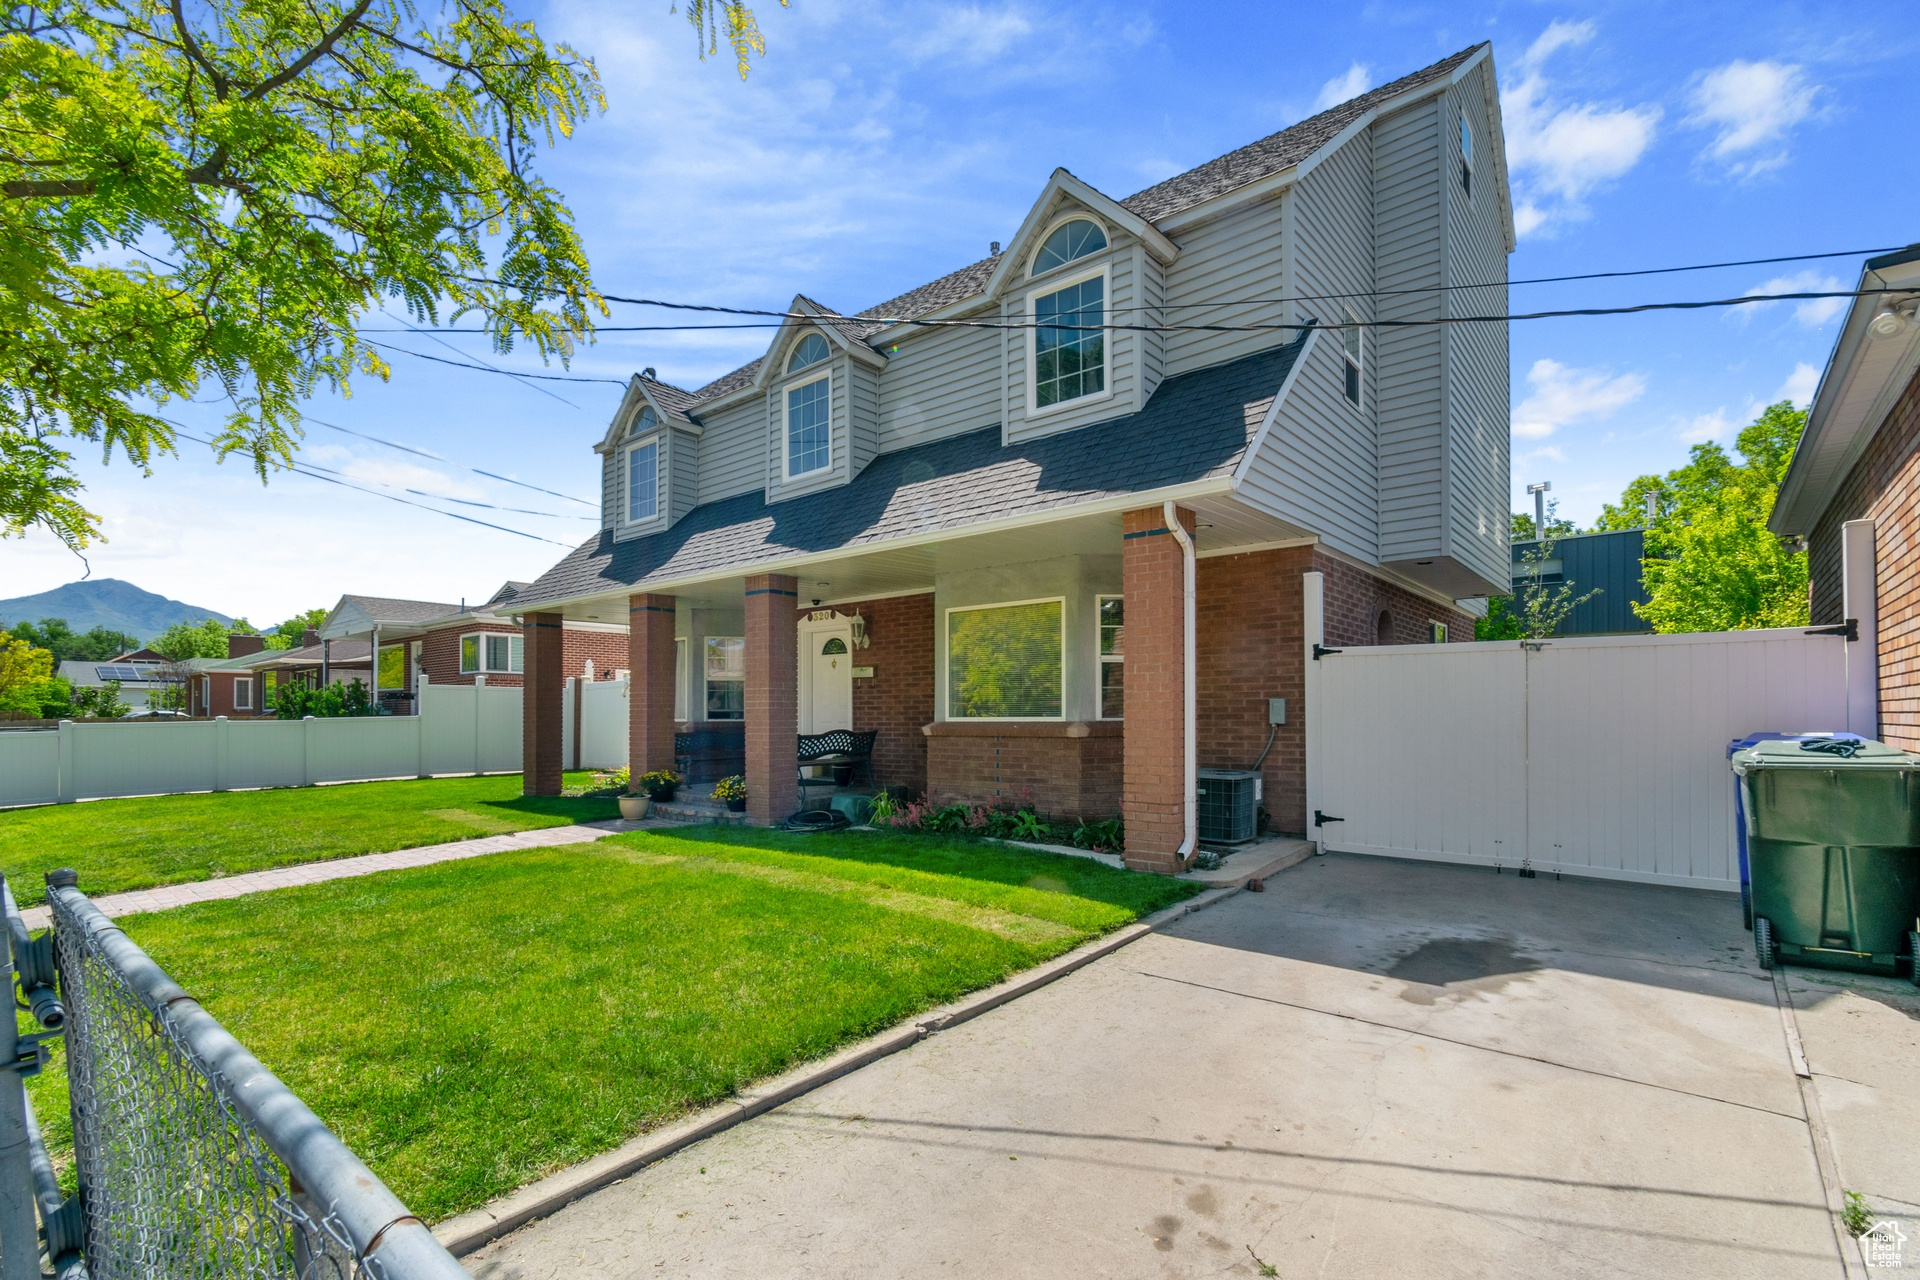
[{"x1": 7, "y1": 0, "x2": 1915, "y2": 624}]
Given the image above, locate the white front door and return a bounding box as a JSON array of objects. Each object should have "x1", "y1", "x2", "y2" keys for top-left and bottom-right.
[{"x1": 805, "y1": 627, "x2": 854, "y2": 732}]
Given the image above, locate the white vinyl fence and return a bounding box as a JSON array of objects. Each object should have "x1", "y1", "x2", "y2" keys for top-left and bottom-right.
[
  {"x1": 1304, "y1": 572, "x2": 1857, "y2": 891},
  {"x1": 0, "y1": 679, "x2": 524, "y2": 808},
  {"x1": 563, "y1": 676, "x2": 630, "y2": 771}
]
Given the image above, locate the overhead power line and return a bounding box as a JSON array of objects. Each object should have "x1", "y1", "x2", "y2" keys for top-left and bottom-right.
[{"x1": 298, "y1": 413, "x2": 598, "y2": 506}]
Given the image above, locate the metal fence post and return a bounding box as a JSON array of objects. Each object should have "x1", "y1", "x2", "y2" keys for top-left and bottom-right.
[{"x1": 0, "y1": 893, "x2": 40, "y2": 1280}]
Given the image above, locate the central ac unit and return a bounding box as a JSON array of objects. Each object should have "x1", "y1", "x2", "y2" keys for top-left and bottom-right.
[{"x1": 1196, "y1": 769, "x2": 1261, "y2": 844}]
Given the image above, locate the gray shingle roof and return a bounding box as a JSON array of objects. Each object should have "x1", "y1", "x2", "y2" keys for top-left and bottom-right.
[
  {"x1": 668, "y1": 46, "x2": 1478, "y2": 412},
  {"x1": 338, "y1": 595, "x2": 461, "y2": 625},
  {"x1": 513, "y1": 335, "x2": 1305, "y2": 608}
]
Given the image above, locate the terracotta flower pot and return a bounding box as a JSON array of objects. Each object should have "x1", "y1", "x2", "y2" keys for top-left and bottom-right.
[{"x1": 618, "y1": 794, "x2": 651, "y2": 820}]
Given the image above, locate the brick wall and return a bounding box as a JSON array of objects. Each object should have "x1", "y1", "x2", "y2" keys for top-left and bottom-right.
[
  {"x1": 925, "y1": 723, "x2": 1123, "y2": 819},
  {"x1": 1121, "y1": 505, "x2": 1193, "y2": 871},
  {"x1": 628, "y1": 594, "x2": 677, "y2": 776},
  {"x1": 522, "y1": 613, "x2": 565, "y2": 796},
  {"x1": 417, "y1": 621, "x2": 627, "y2": 688},
  {"x1": 1314, "y1": 550, "x2": 1472, "y2": 646},
  {"x1": 1807, "y1": 364, "x2": 1920, "y2": 748},
  {"x1": 1197, "y1": 546, "x2": 1311, "y2": 834},
  {"x1": 743, "y1": 574, "x2": 799, "y2": 823},
  {"x1": 844, "y1": 593, "x2": 934, "y2": 794}
]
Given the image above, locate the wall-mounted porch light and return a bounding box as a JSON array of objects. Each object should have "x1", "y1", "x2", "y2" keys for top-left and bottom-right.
[{"x1": 850, "y1": 611, "x2": 870, "y2": 650}]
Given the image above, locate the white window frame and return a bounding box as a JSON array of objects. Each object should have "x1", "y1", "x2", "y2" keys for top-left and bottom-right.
[
  {"x1": 781, "y1": 371, "x2": 833, "y2": 481},
  {"x1": 234, "y1": 676, "x2": 252, "y2": 711},
  {"x1": 1339, "y1": 307, "x2": 1363, "y2": 410},
  {"x1": 673, "y1": 636, "x2": 688, "y2": 722},
  {"x1": 1027, "y1": 216, "x2": 1109, "y2": 281},
  {"x1": 626, "y1": 435, "x2": 661, "y2": 524},
  {"x1": 459, "y1": 631, "x2": 524, "y2": 675},
  {"x1": 1025, "y1": 262, "x2": 1114, "y2": 419},
  {"x1": 943, "y1": 595, "x2": 1067, "y2": 722},
  {"x1": 1095, "y1": 594, "x2": 1123, "y2": 720},
  {"x1": 787, "y1": 331, "x2": 831, "y2": 374},
  {"x1": 1459, "y1": 111, "x2": 1474, "y2": 196}
]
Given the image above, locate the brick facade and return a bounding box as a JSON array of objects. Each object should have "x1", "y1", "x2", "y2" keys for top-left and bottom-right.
[
  {"x1": 1121, "y1": 505, "x2": 1194, "y2": 872},
  {"x1": 1313, "y1": 549, "x2": 1472, "y2": 646},
  {"x1": 743, "y1": 574, "x2": 799, "y2": 823},
  {"x1": 924, "y1": 722, "x2": 1123, "y2": 818},
  {"x1": 521, "y1": 613, "x2": 565, "y2": 796},
  {"x1": 844, "y1": 593, "x2": 934, "y2": 795},
  {"x1": 628, "y1": 594, "x2": 678, "y2": 777},
  {"x1": 1807, "y1": 364, "x2": 1920, "y2": 749},
  {"x1": 416, "y1": 621, "x2": 627, "y2": 689}
]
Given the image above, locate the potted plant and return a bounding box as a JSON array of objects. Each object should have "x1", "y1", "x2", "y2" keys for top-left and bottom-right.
[
  {"x1": 617, "y1": 792, "x2": 651, "y2": 820},
  {"x1": 713, "y1": 775, "x2": 749, "y2": 812},
  {"x1": 636, "y1": 769, "x2": 682, "y2": 803}
]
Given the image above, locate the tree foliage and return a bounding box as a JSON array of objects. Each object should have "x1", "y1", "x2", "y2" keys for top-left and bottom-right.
[
  {"x1": 151, "y1": 614, "x2": 232, "y2": 659},
  {"x1": 2, "y1": 615, "x2": 140, "y2": 660},
  {"x1": 273, "y1": 675, "x2": 373, "y2": 717},
  {"x1": 0, "y1": 629, "x2": 73, "y2": 716},
  {"x1": 2, "y1": 0, "x2": 620, "y2": 550},
  {"x1": 1595, "y1": 401, "x2": 1809, "y2": 632},
  {"x1": 264, "y1": 606, "x2": 329, "y2": 649}
]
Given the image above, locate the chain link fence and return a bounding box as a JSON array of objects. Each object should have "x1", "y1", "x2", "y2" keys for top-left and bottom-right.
[{"x1": 0, "y1": 872, "x2": 470, "y2": 1280}]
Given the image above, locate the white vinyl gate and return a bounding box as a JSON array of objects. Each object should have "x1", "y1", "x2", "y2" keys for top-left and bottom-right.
[{"x1": 1303, "y1": 572, "x2": 1858, "y2": 891}]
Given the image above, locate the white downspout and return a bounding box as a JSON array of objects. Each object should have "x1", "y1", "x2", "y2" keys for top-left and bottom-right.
[{"x1": 1165, "y1": 500, "x2": 1197, "y2": 867}]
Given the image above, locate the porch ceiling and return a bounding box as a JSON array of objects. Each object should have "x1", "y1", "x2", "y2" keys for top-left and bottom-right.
[{"x1": 547, "y1": 496, "x2": 1314, "y2": 619}]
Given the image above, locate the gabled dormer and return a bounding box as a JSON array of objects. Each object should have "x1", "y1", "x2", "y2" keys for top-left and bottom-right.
[
  {"x1": 754, "y1": 297, "x2": 888, "y2": 504},
  {"x1": 982, "y1": 170, "x2": 1180, "y2": 445},
  {"x1": 595, "y1": 373, "x2": 702, "y2": 539}
]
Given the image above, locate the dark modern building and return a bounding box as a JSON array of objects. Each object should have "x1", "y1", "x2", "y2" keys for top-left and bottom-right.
[{"x1": 1509, "y1": 528, "x2": 1652, "y2": 636}]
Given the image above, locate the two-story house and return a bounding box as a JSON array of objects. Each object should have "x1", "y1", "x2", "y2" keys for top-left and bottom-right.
[{"x1": 507, "y1": 44, "x2": 1516, "y2": 871}]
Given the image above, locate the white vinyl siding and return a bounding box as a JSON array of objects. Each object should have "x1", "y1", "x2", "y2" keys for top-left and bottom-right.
[
  {"x1": 875, "y1": 321, "x2": 1001, "y2": 453},
  {"x1": 1372, "y1": 95, "x2": 1447, "y2": 567},
  {"x1": 1162, "y1": 193, "x2": 1289, "y2": 376},
  {"x1": 694, "y1": 397, "x2": 767, "y2": 505}
]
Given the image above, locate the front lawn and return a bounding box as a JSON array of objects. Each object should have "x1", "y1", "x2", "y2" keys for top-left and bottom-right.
[
  {"x1": 0, "y1": 773, "x2": 616, "y2": 904},
  {"x1": 27, "y1": 826, "x2": 1198, "y2": 1222}
]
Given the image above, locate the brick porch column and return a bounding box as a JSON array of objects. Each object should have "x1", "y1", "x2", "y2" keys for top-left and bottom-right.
[
  {"x1": 522, "y1": 611, "x2": 565, "y2": 796},
  {"x1": 1121, "y1": 505, "x2": 1194, "y2": 872},
  {"x1": 628, "y1": 594, "x2": 678, "y2": 777},
  {"x1": 744, "y1": 573, "x2": 799, "y2": 824}
]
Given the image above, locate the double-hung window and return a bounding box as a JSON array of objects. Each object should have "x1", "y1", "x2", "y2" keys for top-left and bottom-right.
[
  {"x1": 628, "y1": 439, "x2": 658, "y2": 522},
  {"x1": 946, "y1": 599, "x2": 1063, "y2": 720},
  {"x1": 704, "y1": 636, "x2": 745, "y2": 719},
  {"x1": 460, "y1": 631, "x2": 524, "y2": 675},
  {"x1": 234, "y1": 677, "x2": 252, "y2": 711},
  {"x1": 783, "y1": 331, "x2": 832, "y2": 479},
  {"x1": 1032, "y1": 275, "x2": 1105, "y2": 409},
  {"x1": 1096, "y1": 595, "x2": 1123, "y2": 718}
]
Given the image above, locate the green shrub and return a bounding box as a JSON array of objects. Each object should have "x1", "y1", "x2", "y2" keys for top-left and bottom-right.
[{"x1": 274, "y1": 678, "x2": 376, "y2": 719}]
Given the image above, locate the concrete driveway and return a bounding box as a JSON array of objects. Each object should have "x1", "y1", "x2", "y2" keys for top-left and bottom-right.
[{"x1": 470, "y1": 853, "x2": 1861, "y2": 1279}]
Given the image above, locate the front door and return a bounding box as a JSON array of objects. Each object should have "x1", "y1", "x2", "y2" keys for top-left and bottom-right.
[{"x1": 806, "y1": 629, "x2": 854, "y2": 732}]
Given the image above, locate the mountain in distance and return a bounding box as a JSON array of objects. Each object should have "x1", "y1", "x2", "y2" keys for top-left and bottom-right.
[{"x1": 0, "y1": 579, "x2": 233, "y2": 643}]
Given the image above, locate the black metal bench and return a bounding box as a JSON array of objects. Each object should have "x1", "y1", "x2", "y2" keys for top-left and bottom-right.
[
  {"x1": 675, "y1": 727, "x2": 745, "y2": 783},
  {"x1": 797, "y1": 729, "x2": 877, "y2": 810}
]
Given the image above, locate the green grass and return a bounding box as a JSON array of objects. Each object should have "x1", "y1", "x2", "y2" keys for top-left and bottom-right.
[
  {"x1": 0, "y1": 773, "x2": 616, "y2": 904},
  {"x1": 27, "y1": 826, "x2": 1197, "y2": 1222}
]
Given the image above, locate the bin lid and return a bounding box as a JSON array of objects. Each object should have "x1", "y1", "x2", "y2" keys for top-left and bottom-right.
[{"x1": 1731, "y1": 734, "x2": 1920, "y2": 773}]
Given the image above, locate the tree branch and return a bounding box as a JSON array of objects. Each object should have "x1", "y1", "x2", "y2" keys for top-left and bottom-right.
[
  {"x1": 247, "y1": 0, "x2": 375, "y2": 100},
  {"x1": 3, "y1": 179, "x2": 97, "y2": 198},
  {"x1": 170, "y1": 0, "x2": 229, "y2": 99}
]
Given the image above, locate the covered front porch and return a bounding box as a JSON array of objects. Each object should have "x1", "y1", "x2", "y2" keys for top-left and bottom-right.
[{"x1": 520, "y1": 495, "x2": 1321, "y2": 872}]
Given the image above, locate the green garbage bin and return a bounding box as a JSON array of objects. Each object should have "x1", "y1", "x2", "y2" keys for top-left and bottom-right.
[{"x1": 1731, "y1": 735, "x2": 1920, "y2": 982}]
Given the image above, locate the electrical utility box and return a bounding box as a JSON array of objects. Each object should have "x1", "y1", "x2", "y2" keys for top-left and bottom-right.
[{"x1": 1197, "y1": 769, "x2": 1262, "y2": 844}]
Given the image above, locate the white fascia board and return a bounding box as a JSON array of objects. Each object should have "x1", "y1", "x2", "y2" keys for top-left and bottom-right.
[
  {"x1": 317, "y1": 597, "x2": 369, "y2": 641},
  {"x1": 1229, "y1": 327, "x2": 1319, "y2": 489},
  {"x1": 1468, "y1": 46, "x2": 1518, "y2": 252},
  {"x1": 519, "y1": 475, "x2": 1238, "y2": 614}
]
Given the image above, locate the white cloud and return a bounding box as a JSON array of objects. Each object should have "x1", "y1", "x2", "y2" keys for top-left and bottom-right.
[
  {"x1": 1511, "y1": 358, "x2": 1647, "y2": 439},
  {"x1": 903, "y1": 5, "x2": 1034, "y2": 65},
  {"x1": 1742, "y1": 271, "x2": 1847, "y2": 327},
  {"x1": 1776, "y1": 362, "x2": 1821, "y2": 407},
  {"x1": 1678, "y1": 407, "x2": 1739, "y2": 444},
  {"x1": 1688, "y1": 60, "x2": 1816, "y2": 178},
  {"x1": 1500, "y1": 23, "x2": 1660, "y2": 236},
  {"x1": 1314, "y1": 62, "x2": 1372, "y2": 111}
]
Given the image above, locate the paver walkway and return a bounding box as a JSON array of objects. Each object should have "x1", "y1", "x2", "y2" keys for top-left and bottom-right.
[{"x1": 18, "y1": 818, "x2": 658, "y2": 929}]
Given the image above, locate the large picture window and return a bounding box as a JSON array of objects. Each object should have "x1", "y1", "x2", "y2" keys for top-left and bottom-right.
[
  {"x1": 947, "y1": 599, "x2": 1063, "y2": 720},
  {"x1": 628, "y1": 438, "x2": 658, "y2": 522},
  {"x1": 785, "y1": 376, "x2": 830, "y2": 478},
  {"x1": 1033, "y1": 275, "x2": 1105, "y2": 409},
  {"x1": 704, "y1": 636, "x2": 745, "y2": 720},
  {"x1": 460, "y1": 632, "x2": 524, "y2": 675},
  {"x1": 1096, "y1": 595, "x2": 1123, "y2": 718}
]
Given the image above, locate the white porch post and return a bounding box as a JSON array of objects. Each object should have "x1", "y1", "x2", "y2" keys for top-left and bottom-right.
[{"x1": 1842, "y1": 518, "x2": 1879, "y2": 738}]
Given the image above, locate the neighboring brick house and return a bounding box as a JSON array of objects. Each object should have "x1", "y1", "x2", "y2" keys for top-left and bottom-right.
[
  {"x1": 314, "y1": 583, "x2": 628, "y2": 711},
  {"x1": 186, "y1": 633, "x2": 273, "y2": 717},
  {"x1": 1771, "y1": 243, "x2": 1920, "y2": 748},
  {"x1": 506, "y1": 46, "x2": 1516, "y2": 871}
]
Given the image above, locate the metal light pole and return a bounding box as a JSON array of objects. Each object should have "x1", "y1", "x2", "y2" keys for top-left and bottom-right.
[{"x1": 1527, "y1": 480, "x2": 1551, "y2": 536}]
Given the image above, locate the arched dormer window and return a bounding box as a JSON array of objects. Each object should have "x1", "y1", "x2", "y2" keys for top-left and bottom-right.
[
  {"x1": 788, "y1": 332, "x2": 831, "y2": 374},
  {"x1": 632, "y1": 404, "x2": 657, "y2": 436},
  {"x1": 1031, "y1": 219, "x2": 1107, "y2": 277}
]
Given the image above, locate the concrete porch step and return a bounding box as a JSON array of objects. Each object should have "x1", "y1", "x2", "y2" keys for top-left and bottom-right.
[{"x1": 652, "y1": 799, "x2": 750, "y2": 826}]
